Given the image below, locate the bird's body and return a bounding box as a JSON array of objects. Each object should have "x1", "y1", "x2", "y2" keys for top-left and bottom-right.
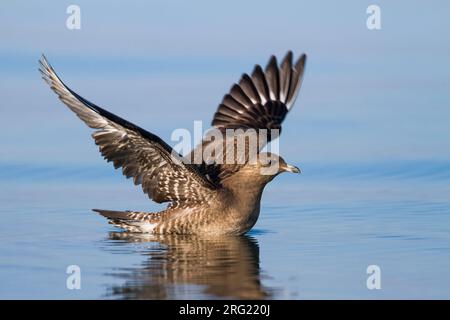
[
  {"x1": 39, "y1": 52, "x2": 306, "y2": 235},
  {"x1": 95, "y1": 158, "x2": 278, "y2": 235}
]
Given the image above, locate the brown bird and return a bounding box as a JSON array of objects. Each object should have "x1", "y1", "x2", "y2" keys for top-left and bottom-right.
[{"x1": 39, "y1": 52, "x2": 306, "y2": 235}]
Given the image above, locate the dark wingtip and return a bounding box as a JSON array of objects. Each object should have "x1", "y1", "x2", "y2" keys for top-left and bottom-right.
[
  {"x1": 282, "y1": 51, "x2": 293, "y2": 64},
  {"x1": 251, "y1": 64, "x2": 264, "y2": 75},
  {"x1": 295, "y1": 53, "x2": 307, "y2": 71},
  {"x1": 265, "y1": 55, "x2": 277, "y2": 70}
]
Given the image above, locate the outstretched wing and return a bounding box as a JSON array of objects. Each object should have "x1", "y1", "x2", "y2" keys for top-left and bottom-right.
[
  {"x1": 39, "y1": 55, "x2": 217, "y2": 206},
  {"x1": 212, "y1": 51, "x2": 306, "y2": 140},
  {"x1": 191, "y1": 52, "x2": 306, "y2": 183}
]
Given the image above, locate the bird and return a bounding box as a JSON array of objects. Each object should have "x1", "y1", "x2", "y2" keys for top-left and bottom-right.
[{"x1": 39, "y1": 51, "x2": 306, "y2": 235}]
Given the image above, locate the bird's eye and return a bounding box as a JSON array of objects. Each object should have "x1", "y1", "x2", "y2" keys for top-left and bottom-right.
[{"x1": 262, "y1": 160, "x2": 273, "y2": 167}]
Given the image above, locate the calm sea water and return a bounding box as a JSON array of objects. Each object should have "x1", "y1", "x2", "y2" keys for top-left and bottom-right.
[
  {"x1": 1, "y1": 161, "x2": 449, "y2": 299},
  {"x1": 1, "y1": 0, "x2": 449, "y2": 300}
]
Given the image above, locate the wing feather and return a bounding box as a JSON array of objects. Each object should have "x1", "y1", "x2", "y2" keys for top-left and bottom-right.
[
  {"x1": 201, "y1": 52, "x2": 307, "y2": 183},
  {"x1": 212, "y1": 51, "x2": 306, "y2": 137},
  {"x1": 39, "y1": 55, "x2": 217, "y2": 206}
]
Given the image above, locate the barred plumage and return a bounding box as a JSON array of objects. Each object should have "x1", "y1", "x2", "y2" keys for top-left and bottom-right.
[{"x1": 39, "y1": 52, "x2": 306, "y2": 235}]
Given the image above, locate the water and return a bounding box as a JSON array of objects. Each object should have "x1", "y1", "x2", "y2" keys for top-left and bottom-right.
[
  {"x1": 1, "y1": 0, "x2": 450, "y2": 300},
  {"x1": 1, "y1": 161, "x2": 449, "y2": 299}
]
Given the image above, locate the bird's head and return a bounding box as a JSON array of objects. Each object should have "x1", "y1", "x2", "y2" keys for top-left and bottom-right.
[
  {"x1": 239, "y1": 152, "x2": 300, "y2": 183},
  {"x1": 258, "y1": 152, "x2": 300, "y2": 174}
]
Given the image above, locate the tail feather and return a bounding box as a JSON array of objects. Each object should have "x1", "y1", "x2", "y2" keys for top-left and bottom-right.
[{"x1": 93, "y1": 209, "x2": 162, "y2": 233}]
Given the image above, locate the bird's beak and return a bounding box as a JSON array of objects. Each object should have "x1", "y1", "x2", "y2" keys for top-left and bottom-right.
[{"x1": 283, "y1": 164, "x2": 301, "y2": 173}]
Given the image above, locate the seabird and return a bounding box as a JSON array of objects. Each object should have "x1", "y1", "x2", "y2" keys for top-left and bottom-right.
[{"x1": 39, "y1": 51, "x2": 306, "y2": 235}]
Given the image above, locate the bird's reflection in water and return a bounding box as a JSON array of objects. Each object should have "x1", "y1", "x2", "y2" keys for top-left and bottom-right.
[{"x1": 105, "y1": 232, "x2": 273, "y2": 299}]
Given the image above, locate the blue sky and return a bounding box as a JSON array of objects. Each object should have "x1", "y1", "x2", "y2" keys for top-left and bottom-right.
[{"x1": 1, "y1": 0, "x2": 449, "y2": 165}]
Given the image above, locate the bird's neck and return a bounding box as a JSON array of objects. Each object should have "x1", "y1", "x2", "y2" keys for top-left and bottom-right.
[{"x1": 222, "y1": 174, "x2": 268, "y2": 221}]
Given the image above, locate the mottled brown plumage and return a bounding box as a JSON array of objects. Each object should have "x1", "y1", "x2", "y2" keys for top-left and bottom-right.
[{"x1": 39, "y1": 52, "x2": 306, "y2": 235}]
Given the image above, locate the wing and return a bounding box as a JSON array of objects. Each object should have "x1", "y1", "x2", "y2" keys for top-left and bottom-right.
[
  {"x1": 212, "y1": 51, "x2": 306, "y2": 141},
  {"x1": 39, "y1": 55, "x2": 218, "y2": 206},
  {"x1": 191, "y1": 52, "x2": 306, "y2": 183}
]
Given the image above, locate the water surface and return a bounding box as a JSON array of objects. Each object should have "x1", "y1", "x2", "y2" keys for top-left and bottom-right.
[
  {"x1": 1, "y1": 161, "x2": 449, "y2": 299},
  {"x1": 1, "y1": 0, "x2": 449, "y2": 299}
]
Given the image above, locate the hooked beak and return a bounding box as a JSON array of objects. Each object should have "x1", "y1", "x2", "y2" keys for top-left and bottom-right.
[{"x1": 283, "y1": 164, "x2": 301, "y2": 173}]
